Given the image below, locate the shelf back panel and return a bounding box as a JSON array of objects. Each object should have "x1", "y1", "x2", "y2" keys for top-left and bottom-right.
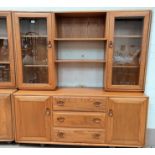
[
  {"x1": 56, "y1": 16, "x2": 106, "y2": 38},
  {"x1": 58, "y1": 63, "x2": 104, "y2": 88},
  {"x1": 57, "y1": 41, "x2": 105, "y2": 60}
]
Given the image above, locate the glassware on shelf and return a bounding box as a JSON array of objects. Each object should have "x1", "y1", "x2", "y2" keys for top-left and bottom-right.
[
  {"x1": 22, "y1": 31, "x2": 48, "y2": 66},
  {"x1": 113, "y1": 44, "x2": 140, "y2": 65},
  {"x1": 23, "y1": 54, "x2": 33, "y2": 65}
]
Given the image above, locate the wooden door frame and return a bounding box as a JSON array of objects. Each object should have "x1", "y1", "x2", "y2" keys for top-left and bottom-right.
[
  {"x1": 0, "y1": 12, "x2": 16, "y2": 88},
  {"x1": 106, "y1": 11, "x2": 151, "y2": 91},
  {"x1": 13, "y1": 12, "x2": 56, "y2": 90}
]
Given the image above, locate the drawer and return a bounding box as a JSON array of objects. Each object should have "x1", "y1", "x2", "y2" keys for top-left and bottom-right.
[
  {"x1": 53, "y1": 96, "x2": 107, "y2": 112},
  {"x1": 53, "y1": 112, "x2": 105, "y2": 128},
  {"x1": 53, "y1": 128, "x2": 105, "y2": 143}
]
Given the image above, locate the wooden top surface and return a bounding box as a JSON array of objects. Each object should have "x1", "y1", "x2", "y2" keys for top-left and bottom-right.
[
  {"x1": 14, "y1": 88, "x2": 147, "y2": 97},
  {"x1": 0, "y1": 89, "x2": 17, "y2": 94}
]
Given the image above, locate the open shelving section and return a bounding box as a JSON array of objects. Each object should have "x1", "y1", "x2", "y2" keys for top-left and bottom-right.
[{"x1": 53, "y1": 12, "x2": 108, "y2": 88}]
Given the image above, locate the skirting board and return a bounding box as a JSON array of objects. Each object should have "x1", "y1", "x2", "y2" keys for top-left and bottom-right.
[{"x1": 145, "y1": 128, "x2": 155, "y2": 148}]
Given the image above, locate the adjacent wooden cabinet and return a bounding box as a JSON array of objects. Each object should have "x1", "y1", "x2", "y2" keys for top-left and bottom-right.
[
  {"x1": 0, "y1": 12, "x2": 15, "y2": 88},
  {"x1": 0, "y1": 89, "x2": 16, "y2": 141},
  {"x1": 107, "y1": 97, "x2": 148, "y2": 146},
  {"x1": 14, "y1": 96, "x2": 51, "y2": 142},
  {"x1": 13, "y1": 13, "x2": 56, "y2": 90}
]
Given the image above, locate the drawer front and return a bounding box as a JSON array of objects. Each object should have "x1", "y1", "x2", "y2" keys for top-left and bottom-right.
[
  {"x1": 53, "y1": 96, "x2": 107, "y2": 112},
  {"x1": 53, "y1": 128, "x2": 105, "y2": 143},
  {"x1": 53, "y1": 112, "x2": 105, "y2": 128}
]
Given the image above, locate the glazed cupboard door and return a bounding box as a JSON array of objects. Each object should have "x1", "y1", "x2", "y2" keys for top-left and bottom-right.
[
  {"x1": 13, "y1": 13, "x2": 56, "y2": 90},
  {"x1": 106, "y1": 11, "x2": 150, "y2": 91},
  {"x1": 107, "y1": 97, "x2": 148, "y2": 146},
  {"x1": 0, "y1": 94, "x2": 13, "y2": 141},
  {"x1": 0, "y1": 12, "x2": 15, "y2": 88},
  {"x1": 14, "y1": 96, "x2": 51, "y2": 142}
]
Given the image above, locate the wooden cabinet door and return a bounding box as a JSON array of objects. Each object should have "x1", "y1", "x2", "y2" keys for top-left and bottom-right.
[
  {"x1": 13, "y1": 13, "x2": 56, "y2": 90},
  {"x1": 107, "y1": 97, "x2": 148, "y2": 146},
  {"x1": 0, "y1": 12, "x2": 16, "y2": 88},
  {"x1": 14, "y1": 96, "x2": 51, "y2": 142},
  {"x1": 106, "y1": 11, "x2": 151, "y2": 91},
  {"x1": 0, "y1": 94, "x2": 13, "y2": 140}
]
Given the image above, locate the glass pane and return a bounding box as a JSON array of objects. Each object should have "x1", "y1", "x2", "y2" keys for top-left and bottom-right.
[
  {"x1": 0, "y1": 17, "x2": 10, "y2": 83},
  {"x1": 113, "y1": 38, "x2": 141, "y2": 66},
  {"x1": 112, "y1": 67, "x2": 139, "y2": 85},
  {"x1": 115, "y1": 18, "x2": 143, "y2": 36},
  {"x1": 0, "y1": 64, "x2": 10, "y2": 82},
  {"x1": 112, "y1": 17, "x2": 143, "y2": 85},
  {"x1": 0, "y1": 17, "x2": 9, "y2": 62},
  {"x1": 20, "y1": 18, "x2": 48, "y2": 84},
  {"x1": 23, "y1": 67, "x2": 48, "y2": 83}
]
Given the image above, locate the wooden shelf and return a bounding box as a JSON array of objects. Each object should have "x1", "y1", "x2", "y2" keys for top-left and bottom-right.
[
  {"x1": 0, "y1": 61, "x2": 10, "y2": 64},
  {"x1": 114, "y1": 35, "x2": 142, "y2": 38},
  {"x1": 23, "y1": 65, "x2": 48, "y2": 67},
  {"x1": 54, "y1": 38, "x2": 107, "y2": 41},
  {"x1": 0, "y1": 36, "x2": 8, "y2": 39},
  {"x1": 113, "y1": 65, "x2": 139, "y2": 68},
  {"x1": 21, "y1": 35, "x2": 47, "y2": 38},
  {"x1": 55, "y1": 59, "x2": 106, "y2": 63}
]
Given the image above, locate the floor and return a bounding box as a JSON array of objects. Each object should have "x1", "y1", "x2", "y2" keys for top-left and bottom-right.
[
  {"x1": 0, "y1": 142, "x2": 110, "y2": 148},
  {"x1": 1, "y1": 142, "x2": 152, "y2": 148}
]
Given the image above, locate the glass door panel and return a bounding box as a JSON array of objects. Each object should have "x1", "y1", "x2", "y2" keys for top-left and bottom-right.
[
  {"x1": 19, "y1": 18, "x2": 48, "y2": 84},
  {"x1": 0, "y1": 17, "x2": 10, "y2": 82},
  {"x1": 112, "y1": 17, "x2": 144, "y2": 85}
]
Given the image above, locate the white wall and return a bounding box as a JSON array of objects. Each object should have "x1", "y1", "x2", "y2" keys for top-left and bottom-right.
[
  {"x1": 0, "y1": 6, "x2": 154, "y2": 129},
  {"x1": 145, "y1": 8, "x2": 155, "y2": 129}
]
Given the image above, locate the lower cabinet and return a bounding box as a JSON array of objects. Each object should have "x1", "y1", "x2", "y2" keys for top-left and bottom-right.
[
  {"x1": 0, "y1": 94, "x2": 13, "y2": 141},
  {"x1": 107, "y1": 97, "x2": 148, "y2": 146},
  {"x1": 13, "y1": 92, "x2": 148, "y2": 147},
  {"x1": 14, "y1": 96, "x2": 51, "y2": 142}
]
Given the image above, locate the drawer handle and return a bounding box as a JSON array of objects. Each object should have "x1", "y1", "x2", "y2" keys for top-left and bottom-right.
[
  {"x1": 93, "y1": 118, "x2": 101, "y2": 124},
  {"x1": 57, "y1": 132, "x2": 64, "y2": 138},
  {"x1": 57, "y1": 117, "x2": 65, "y2": 123},
  {"x1": 45, "y1": 108, "x2": 51, "y2": 116},
  {"x1": 93, "y1": 102, "x2": 101, "y2": 107},
  {"x1": 93, "y1": 133, "x2": 101, "y2": 139},
  {"x1": 108, "y1": 109, "x2": 113, "y2": 117},
  {"x1": 57, "y1": 101, "x2": 64, "y2": 106}
]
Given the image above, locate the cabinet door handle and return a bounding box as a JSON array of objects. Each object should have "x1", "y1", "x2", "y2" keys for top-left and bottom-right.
[
  {"x1": 93, "y1": 118, "x2": 101, "y2": 124},
  {"x1": 57, "y1": 101, "x2": 64, "y2": 106},
  {"x1": 93, "y1": 102, "x2": 101, "y2": 107},
  {"x1": 108, "y1": 41, "x2": 113, "y2": 48},
  {"x1": 45, "y1": 108, "x2": 51, "y2": 116},
  {"x1": 108, "y1": 109, "x2": 113, "y2": 117},
  {"x1": 93, "y1": 133, "x2": 100, "y2": 139},
  {"x1": 47, "y1": 41, "x2": 52, "y2": 48},
  {"x1": 57, "y1": 132, "x2": 64, "y2": 138},
  {"x1": 57, "y1": 117, "x2": 65, "y2": 123}
]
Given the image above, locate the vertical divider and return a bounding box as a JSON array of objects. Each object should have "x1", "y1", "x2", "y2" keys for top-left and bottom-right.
[{"x1": 51, "y1": 13, "x2": 57, "y2": 89}]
